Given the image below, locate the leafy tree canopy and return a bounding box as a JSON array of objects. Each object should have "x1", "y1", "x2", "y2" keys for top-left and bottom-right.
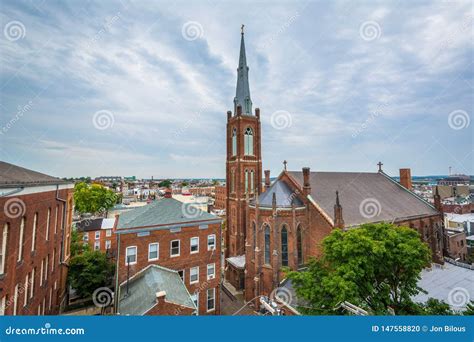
[
  {"x1": 74, "y1": 182, "x2": 117, "y2": 215},
  {"x1": 158, "y1": 180, "x2": 172, "y2": 188},
  {"x1": 68, "y1": 250, "x2": 115, "y2": 299},
  {"x1": 288, "y1": 223, "x2": 432, "y2": 315}
]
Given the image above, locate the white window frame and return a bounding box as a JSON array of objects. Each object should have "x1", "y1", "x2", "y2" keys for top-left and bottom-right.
[
  {"x1": 170, "y1": 240, "x2": 180, "y2": 257},
  {"x1": 94, "y1": 241, "x2": 100, "y2": 251},
  {"x1": 148, "y1": 243, "x2": 159, "y2": 261},
  {"x1": 207, "y1": 263, "x2": 215, "y2": 280},
  {"x1": 13, "y1": 284, "x2": 19, "y2": 315},
  {"x1": 178, "y1": 270, "x2": 185, "y2": 283},
  {"x1": 18, "y1": 217, "x2": 25, "y2": 262},
  {"x1": 0, "y1": 296, "x2": 5, "y2": 316},
  {"x1": 189, "y1": 266, "x2": 199, "y2": 284},
  {"x1": 46, "y1": 208, "x2": 51, "y2": 241},
  {"x1": 207, "y1": 288, "x2": 215, "y2": 312},
  {"x1": 23, "y1": 274, "x2": 29, "y2": 307},
  {"x1": 83, "y1": 234, "x2": 89, "y2": 242},
  {"x1": 0, "y1": 223, "x2": 8, "y2": 274},
  {"x1": 95, "y1": 231, "x2": 100, "y2": 240},
  {"x1": 44, "y1": 255, "x2": 49, "y2": 281},
  {"x1": 125, "y1": 246, "x2": 137, "y2": 265},
  {"x1": 207, "y1": 234, "x2": 216, "y2": 251},
  {"x1": 30, "y1": 268, "x2": 35, "y2": 299},
  {"x1": 106, "y1": 229, "x2": 112, "y2": 237},
  {"x1": 191, "y1": 292, "x2": 199, "y2": 311},
  {"x1": 190, "y1": 237, "x2": 199, "y2": 254},
  {"x1": 54, "y1": 206, "x2": 58, "y2": 234},
  {"x1": 40, "y1": 259, "x2": 44, "y2": 286},
  {"x1": 105, "y1": 240, "x2": 111, "y2": 250},
  {"x1": 31, "y1": 213, "x2": 37, "y2": 252}
]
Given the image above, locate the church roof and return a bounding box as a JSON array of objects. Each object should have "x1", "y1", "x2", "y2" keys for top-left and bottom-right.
[
  {"x1": 288, "y1": 171, "x2": 438, "y2": 226},
  {"x1": 256, "y1": 179, "x2": 304, "y2": 208},
  {"x1": 233, "y1": 28, "x2": 252, "y2": 115}
]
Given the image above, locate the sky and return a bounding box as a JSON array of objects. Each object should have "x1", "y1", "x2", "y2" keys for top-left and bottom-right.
[{"x1": 0, "y1": 0, "x2": 472, "y2": 179}]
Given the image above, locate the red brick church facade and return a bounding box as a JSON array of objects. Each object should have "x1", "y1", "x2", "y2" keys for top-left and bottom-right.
[{"x1": 224, "y1": 29, "x2": 444, "y2": 304}]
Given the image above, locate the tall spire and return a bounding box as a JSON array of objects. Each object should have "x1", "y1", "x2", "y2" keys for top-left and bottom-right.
[{"x1": 234, "y1": 25, "x2": 252, "y2": 115}]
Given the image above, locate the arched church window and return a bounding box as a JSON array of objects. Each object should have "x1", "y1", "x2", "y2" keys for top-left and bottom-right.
[
  {"x1": 281, "y1": 225, "x2": 288, "y2": 267},
  {"x1": 230, "y1": 169, "x2": 234, "y2": 193},
  {"x1": 244, "y1": 127, "x2": 254, "y2": 155},
  {"x1": 264, "y1": 224, "x2": 271, "y2": 265},
  {"x1": 244, "y1": 170, "x2": 248, "y2": 193},
  {"x1": 250, "y1": 170, "x2": 254, "y2": 193},
  {"x1": 297, "y1": 225, "x2": 303, "y2": 266},
  {"x1": 232, "y1": 128, "x2": 237, "y2": 156}
]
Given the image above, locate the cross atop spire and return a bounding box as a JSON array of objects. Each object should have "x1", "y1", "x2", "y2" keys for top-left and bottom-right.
[
  {"x1": 283, "y1": 160, "x2": 287, "y2": 171},
  {"x1": 234, "y1": 25, "x2": 252, "y2": 115}
]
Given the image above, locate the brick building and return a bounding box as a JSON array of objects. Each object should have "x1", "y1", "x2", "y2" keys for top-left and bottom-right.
[
  {"x1": 0, "y1": 161, "x2": 74, "y2": 315},
  {"x1": 222, "y1": 29, "x2": 445, "y2": 304},
  {"x1": 75, "y1": 217, "x2": 116, "y2": 257},
  {"x1": 214, "y1": 185, "x2": 226, "y2": 210},
  {"x1": 114, "y1": 197, "x2": 222, "y2": 315}
]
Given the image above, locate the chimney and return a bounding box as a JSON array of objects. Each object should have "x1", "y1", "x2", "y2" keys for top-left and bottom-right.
[
  {"x1": 302, "y1": 167, "x2": 311, "y2": 196},
  {"x1": 156, "y1": 291, "x2": 166, "y2": 303},
  {"x1": 399, "y1": 168, "x2": 412, "y2": 190},
  {"x1": 264, "y1": 170, "x2": 271, "y2": 190},
  {"x1": 333, "y1": 191, "x2": 345, "y2": 229}
]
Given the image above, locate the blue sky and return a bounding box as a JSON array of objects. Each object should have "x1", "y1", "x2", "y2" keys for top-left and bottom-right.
[{"x1": 0, "y1": 0, "x2": 472, "y2": 179}]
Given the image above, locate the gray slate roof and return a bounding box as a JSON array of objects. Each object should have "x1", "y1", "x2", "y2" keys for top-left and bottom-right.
[
  {"x1": 288, "y1": 171, "x2": 438, "y2": 226},
  {"x1": 0, "y1": 161, "x2": 69, "y2": 187},
  {"x1": 119, "y1": 264, "x2": 196, "y2": 315},
  {"x1": 413, "y1": 262, "x2": 474, "y2": 310},
  {"x1": 117, "y1": 197, "x2": 220, "y2": 230},
  {"x1": 256, "y1": 179, "x2": 304, "y2": 208}
]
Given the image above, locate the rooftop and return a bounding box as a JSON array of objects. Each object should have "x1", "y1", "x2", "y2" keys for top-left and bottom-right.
[
  {"x1": 256, "y1": 179, "x2": 304, "y2": 208},
  {"x1": 413, "y1": 262, "x2": 474, "y2": 310},
  {"x1": 119, "y1": 264, "x2": 196, "y2": 315},
  {"x1": 288, "y1": 171, "x2": 438, "y2": 226},
  {"x1": 0, "y1": 161, "x2": 70, "y2": 188},
  {"x1": 117, "y1": 197, "x2": 220, "y2": 230},
  {"x1": 226, "y1": 255, "x2": 246, "y2": 269}
]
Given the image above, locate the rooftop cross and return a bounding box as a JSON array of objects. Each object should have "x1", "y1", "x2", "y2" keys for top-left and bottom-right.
[
  {"x1": 377, "y1": 161, "x2": 383, "y2": 172},
  {"x1": 283, "y1": 160, "x2": 287, "y2": 171}
]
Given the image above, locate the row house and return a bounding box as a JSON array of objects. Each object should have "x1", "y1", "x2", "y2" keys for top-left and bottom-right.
[
  {"x1": 75, "y1": 217, "x2": 115, "y2": 256},
  {"x1": 0, "y1": 161, "x2": 74, "y2": 315},
  {"x1": 113, "y1": 195, "x2": 222, "y2": 315}
]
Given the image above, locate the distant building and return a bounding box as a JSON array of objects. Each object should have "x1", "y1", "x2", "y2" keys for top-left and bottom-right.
[
  {"x1": 432, "y1": 184, "x2": 470, "y2": 200},
  {"x1": 114, "y1": 198, "x2": 222, "y2": 315},
  {"x1": 0, "y1": 161, "x2": 74, "y2": 315},
  {"x1": 437, "y1": 175, "x2": 470, "y2": 186},
  {"x1": 214, "y1": 185, "x2": 226, "y2": 210}
]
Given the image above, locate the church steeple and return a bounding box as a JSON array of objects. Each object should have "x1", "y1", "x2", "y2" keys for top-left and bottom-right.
[{"x1": 234, "y1": 25, "x2": 252, "y2": 115}]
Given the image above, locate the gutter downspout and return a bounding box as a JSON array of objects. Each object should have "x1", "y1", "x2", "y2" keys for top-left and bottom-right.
[{"x1": 56, "y1": 184, "x2": 69, "y2": 312}]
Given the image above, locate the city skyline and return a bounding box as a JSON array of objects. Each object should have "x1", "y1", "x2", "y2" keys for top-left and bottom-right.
[{"x1": 0, "y1": 0, "x2": 472, "y2": 179}]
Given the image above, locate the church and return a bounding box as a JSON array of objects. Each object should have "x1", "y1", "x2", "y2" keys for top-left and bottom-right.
[{"x1": 224, "y1": 28, "x2": 444, "y2": 304}]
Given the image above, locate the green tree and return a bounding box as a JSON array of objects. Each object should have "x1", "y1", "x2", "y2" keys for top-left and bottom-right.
[
  {"x1": 288, "y1": 223, "x2": 431, "y2": 315},
  {"x1": 68, "y1": 250, "x2": 115, "y2": 299},
  {"x1": 70, "y1": 229, "x2": 90, "y2": 257},
  {"x1": 181, "y1": 181, "x2": 189, "y2": 187},
  {"x1": 463, "y1": 301, "x2": 474, "y2": 315},
  {"x1": 74, "y1": 182, "x2": 117, "y2": 215},
  {"x1": 422, "y1": 298, "x2": 455, "y2": 315},
  {"x1": 158, "y1": 180, "x2": 172, "y2": 188}
]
